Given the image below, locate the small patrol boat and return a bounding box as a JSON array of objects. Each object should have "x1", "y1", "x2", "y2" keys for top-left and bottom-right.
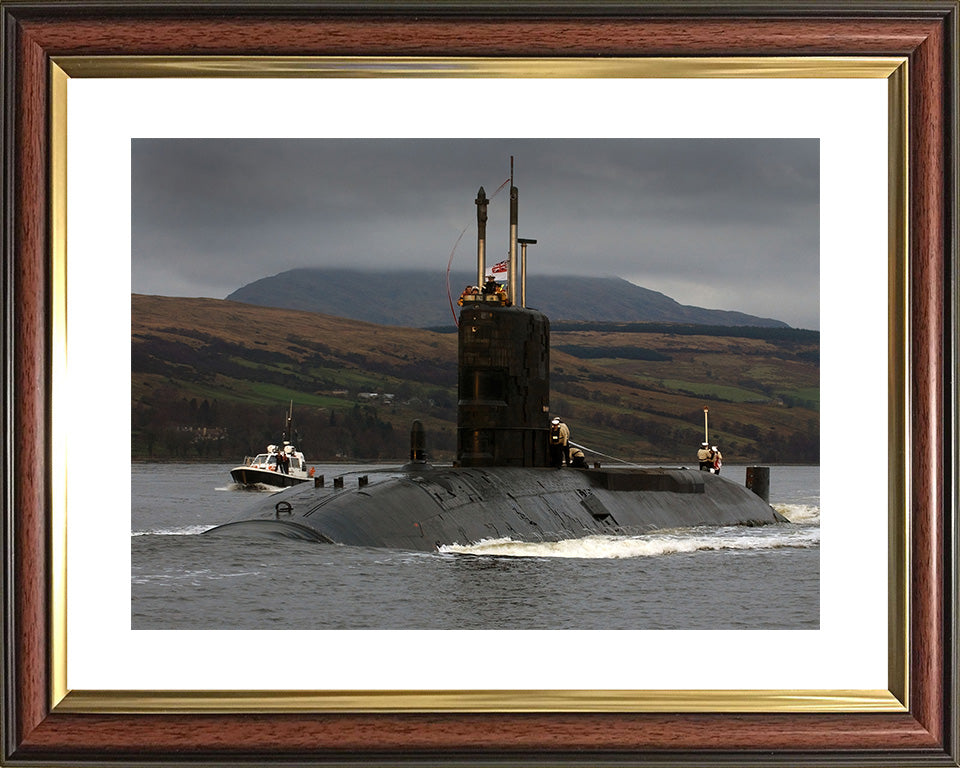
[
  {"x1": 229, "y1": 442, "x2": 311, "y2": 488},
  {"x1": 207, "y1": 166, "x2": 785, "y2": 549},
  {"x1": 229, "y1": 403, "x2": 313, "y2": 489}
]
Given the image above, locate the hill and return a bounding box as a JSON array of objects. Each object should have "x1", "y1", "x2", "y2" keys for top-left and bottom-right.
[
  {"x1": 132, "y1": 294, "x2": 818, "y2": 464},
  {"x1": 225, "y1": 268, "x2": 790, "y2": 329}
]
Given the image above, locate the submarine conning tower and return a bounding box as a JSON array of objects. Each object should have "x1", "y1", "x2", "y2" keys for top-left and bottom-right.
[{"x1": 457, "y1": 176, "x2": 551, "y2": 468}]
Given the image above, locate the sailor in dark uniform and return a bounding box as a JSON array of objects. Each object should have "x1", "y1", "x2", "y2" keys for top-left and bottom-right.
[{"x1": 550, "y1": 417, "x2": 571, "y2": 467}]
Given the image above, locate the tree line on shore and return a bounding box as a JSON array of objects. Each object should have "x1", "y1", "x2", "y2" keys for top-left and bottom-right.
[
  {"x1": 132, "y1": 390, "x2": 424, "y2": 461},
  {"x1": 133, "y1": 387, "x2": 817, "y2": 465}
]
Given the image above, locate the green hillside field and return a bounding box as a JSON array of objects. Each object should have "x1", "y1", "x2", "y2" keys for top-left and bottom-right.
[{"x1": 132, "y1": 294, "x2": 819, "y2": 464}]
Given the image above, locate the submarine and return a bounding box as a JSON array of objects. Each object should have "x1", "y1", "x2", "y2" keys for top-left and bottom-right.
[{"x1": 205, "y1": 171, "x2": 785, "y2": 551}]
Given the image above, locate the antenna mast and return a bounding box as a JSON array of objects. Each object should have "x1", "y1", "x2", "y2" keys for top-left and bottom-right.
[{"x1": 508, "y1": 156, "x2": 518, "y2": 306}]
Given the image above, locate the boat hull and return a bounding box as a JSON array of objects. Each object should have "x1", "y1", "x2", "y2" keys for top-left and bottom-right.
[
  {"x1": 229, "y1": 466, "x2": 309, "y2": 488},
  {"x1": 208, "y1": 465, "x2": 785, "y2": 551}
]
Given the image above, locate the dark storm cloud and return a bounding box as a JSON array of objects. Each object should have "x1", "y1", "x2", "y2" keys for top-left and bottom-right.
[{"x1": 132, "y1": 139, "x2": 819, "y2": 328}]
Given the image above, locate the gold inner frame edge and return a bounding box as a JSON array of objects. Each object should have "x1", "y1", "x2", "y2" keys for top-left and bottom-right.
[
  {"x1": 49, "y1": 55, "x2": 909, "y2": 714},
  {"x1": 53, "y1": 55, "x2": 905, "y2": 79}
]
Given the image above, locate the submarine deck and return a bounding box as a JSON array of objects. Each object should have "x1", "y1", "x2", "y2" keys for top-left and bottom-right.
[{"x1": 207, "y1": 464, "x2": 784, "y2": 552}]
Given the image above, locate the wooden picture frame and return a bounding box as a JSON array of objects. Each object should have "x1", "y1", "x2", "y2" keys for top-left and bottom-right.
[{"x1": 2, "y1": 2, "x2": 957, "y2": 765}]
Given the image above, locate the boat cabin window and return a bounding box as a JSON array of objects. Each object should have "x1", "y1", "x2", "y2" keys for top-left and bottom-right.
[
  {"x1": 253, "y1": 454, "x2": 269, "y2": 465},
  {"x1": 290, "y1": 457, "x2": 301, "y2": 470}
]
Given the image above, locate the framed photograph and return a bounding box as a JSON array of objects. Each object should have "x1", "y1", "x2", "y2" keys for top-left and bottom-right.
[{"x1": 2, "y1": 2, "x2": 957, "y2": 765}]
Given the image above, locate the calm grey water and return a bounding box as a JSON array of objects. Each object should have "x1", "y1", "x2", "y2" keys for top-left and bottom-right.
[{"x1": 131, "y1": 463, "x2": 819, "y2": 630}]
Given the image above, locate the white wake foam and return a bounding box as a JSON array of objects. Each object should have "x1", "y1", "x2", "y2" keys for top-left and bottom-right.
[
  {"x1": 132, "y1": 525, "x2": 215, "y2": 536},
  {"x1": 774, "y1": 503, "x2": 820, "y2": 524},
  {"x1": 218, "y1": 483, "x2": 280, "y2": 493},
  {"x1": 440, "y1": 526, "x2": 819, "y2": 559}
]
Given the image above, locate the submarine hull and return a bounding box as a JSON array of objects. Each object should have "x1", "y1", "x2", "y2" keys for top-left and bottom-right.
[{"x1": 206, "y1": 465, "x2": 785, "y2": 552}]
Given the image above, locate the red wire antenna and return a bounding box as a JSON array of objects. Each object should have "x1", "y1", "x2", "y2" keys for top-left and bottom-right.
[
  {"x1": 443, "y1": 225, "x2": 470, "y2": 324},
  {"x1": 445, "y1": 176, "x2": 511, "y2": 327}
]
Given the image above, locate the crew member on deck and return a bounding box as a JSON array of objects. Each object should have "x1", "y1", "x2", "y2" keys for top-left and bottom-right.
[
  {"x1": 711, "y1": 446, "x2": 723, "y2": 475},
  {"x1": 550, "y1": 417, "x2": 571, "y2": 467},
  {"x1": 482, "y1": 275, "x2": 498, "y2": 295},
  {"x1": 569, "y1": 447, "x2": 587, "y2": 468},
  {"x1": 697, "y1": 442, "x2": 714, "y2": 471}
]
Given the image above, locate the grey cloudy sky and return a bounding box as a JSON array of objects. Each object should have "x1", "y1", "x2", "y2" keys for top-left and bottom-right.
[{"x1": 132, "y1": 139, "x2": 819, "y2": 329}]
